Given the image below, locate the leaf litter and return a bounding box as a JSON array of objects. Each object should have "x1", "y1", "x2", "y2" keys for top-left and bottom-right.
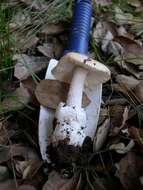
[{"x1": 0, "y1": 0, "x2": 143, "y2": 189}]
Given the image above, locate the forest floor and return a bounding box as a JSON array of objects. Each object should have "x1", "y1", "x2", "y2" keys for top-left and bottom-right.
[{"x1": 0, "y1": 0, "x2": 143, "y2": 189}]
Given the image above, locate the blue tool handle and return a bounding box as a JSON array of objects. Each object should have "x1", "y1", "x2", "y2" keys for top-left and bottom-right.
[{"x1": 67, "y1": 0, "x2": 93, "y2": 54}]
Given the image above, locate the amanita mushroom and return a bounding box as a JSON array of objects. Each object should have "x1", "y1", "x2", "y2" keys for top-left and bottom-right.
[{"x1": 52, "y1": 52, "x2": 111, "y2": 147}]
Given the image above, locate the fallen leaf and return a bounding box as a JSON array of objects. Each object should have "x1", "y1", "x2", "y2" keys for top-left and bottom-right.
[
  {"x1": 108, "y1": 40, "x2": 123, "y2": 56},
  {"x1": 134, "y1": 81, "x2": 143, "y2": 102},
  {"x1": 114, "y1": 7, "x2": 133, "y2": 25},
  {"x1": 41, "y1": 23, "x2": 67, "y2": 36},
  {"x1": 22, "y1": 37, "x2": 39, "y2": 53},
  {"x1": 129, "y1": 126, "x2": 143, "y2": 148},
  {"x1": 95, "y1": 0, "x2": 112, "y2": 6},
  {"x1": 0, "y1": 83, "x2": 31, "y2": 112},
  {"x1": 98, "y1": 108, "x2": 109, "y2": 126},
  {"x1": 53, "y1": 38, "x2": 64, "y2": 59},
  {"x1": 10, "y1": 10, "x2": 31, "y2": 28},
  {"x1": 120, "y1": 106, "x2": 130, "y2": 129},
  {"x1": 14, "y1": 54, "x2": 49, "y2": 80},
  {"x1": 115, "y1": 152, "x2": 143, "y2": 189},
  {"x1": 109, "y1": 106, "x2": 131, "y2": 136},
  {"x1": 105, "y1": 98, "x2": 128, "y2": 105},
  {"x1": 128, "y1": 0, "x2": 141, "y2": 7},
  {"x1": 109, "y1": 105, "x2": 125, "y2": 128},
  {"x1": 42, "y1": 171, "x2": 79, "y2": 190},
  {"x1": 18, "y1": 185, "x2": 36, "y2": 190},
  {"x1": 22, "y1": 77, "x2": 36, "y2": 95},
  {"x1": 0, "y1": 180, "x2": 36, "y2": 190},
  {"x1": 93, "y1": 21, "x2": 117, "y2": 44},
  {"x1": 101, "y1": 31, "x2": 114, "y2": 52},
  {"x1": 114, "y1": 36, "x2": 143, "y2": 54},
  {"x1": 115, "y1": 58, "x2": 143, "y2": 79},
  {"x1": 35, "y1": 79, "x2": 90, "y2": 109},
  {"x1": 93, "y1": 22, "x2": 123, "y2": 55},
  {"x1": 116, "y1": 74, "x2": 140, "y2": 89},
  {"x1": 0, "y1": 180, "x2": 17, "y2": 190},
  {"x1": 0, "y1": 166, "x2": 9, "y2": 182},
  {"x1": 109, "y1": 140, "x2": 135, "y2": 154},
  {"x1": 15, "y1": 160, "x2": 43, "y2": 180},
  {"x1": 20, "y1": 0, "x2": 45, "y2": 10},
  {"x1": 123, "y1": 53, "x2": 143, "y2": 66},
  {"x1": 93, "y1": 118, "x2": 110, "y2": 152},
  {"x1": 0, "y1": 144, "x2": 39, "y2": 164},
  {"x1": 37, "y1": 43, "x2": 54, "y2": 58},
  {"x1": 117, "y1": 26, "x2": 134, "y2": 39}
]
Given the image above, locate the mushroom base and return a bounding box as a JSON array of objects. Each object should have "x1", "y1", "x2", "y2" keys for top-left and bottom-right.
[
  {"x1": 52, "y1": 102, "x2": 87, "y2": 147},
  {"x1": 47, "y1": 136, "x2": 93, "y2": 169}
]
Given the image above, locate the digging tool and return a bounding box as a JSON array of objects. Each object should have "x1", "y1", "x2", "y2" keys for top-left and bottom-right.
[{"x1": 39, "y1": 0, "x2": 110, "y2": 162}]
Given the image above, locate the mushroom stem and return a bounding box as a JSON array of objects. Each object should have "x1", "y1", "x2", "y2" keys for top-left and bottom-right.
[
  {"x1": 52, "y1": 67, "x2": 88, "y2": 147},
  {"x1": 67, "y1": 67, "x2": 88, "y2": 109}
]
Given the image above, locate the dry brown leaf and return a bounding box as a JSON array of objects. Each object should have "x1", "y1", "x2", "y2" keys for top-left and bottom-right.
[
  {"x1": 22, "y1": 77, "x2": 36, "y2": 95},
  {"x1": 42, "y1": 171, "x2": 79, "y2": 190},
  {"x1": 0, "y1": 180, "x2": 17, "y2": 190},
  {"x1": 129, "y1": 126, "x2": 143, "y2": 148},
  {"x1": 0, "y1": 180, "x2": 36, "y2": 190},
  {"x1": 0, "y1": 166, "x2": 9, "y2": 182},
  {"x1": 114, "y1": 7, "x2": 133, "y2": 25},
  {"x1": 115, "y1": 152, "x2": 143, "y2": 190},
  {"x1": 109, "y1": 106, "x2": 130, "y2": 136},
  {"x1": 109, "y1": 140, "x2": 135, "y2": 154},
  {"x1": 15, "y1": 159, "x2": 43, "y2": 180},
  {"x1": 139, "y1": 65, "x2": 143, "y2": 70},
  {"x1": 120, "y1": 106, "x2": 129, "y2": 129},
  {"x1": 109, "y1": 105, "x2": 125, "y2": 128},
  {"x1": 41, "y1": 23, "x2": 67, "y2": 36},
  {"x1": 18, "y1": 185, "x2": 36, "y2": 190},
  {"x1": 105, "y1": 98, "x2": 128, "y2": 105},
  {"x1": 98, "y1": 108, "x2": 109, "y2": 126},
  {"x1": 22, "y1": 37, "x2": 39, "y2": 53},
  {"x1": 115, "y1": 36, "x2": 143, "y2": 54},
  {"x1": 1, "y1": 83, "x2": 31, "y2": 112},
  {"x1": 128, "y1": 0, "x2": 141, "y2": 7},
  {"x1": 95, "y1": 0, "x2": 112, "y2": 6},
  {"x1": 14, "y1": 54, "x2": 49, "y2": 80},
  {"x1": 10, "y1": 11, "x2": 31, "y2": 28},
  {"x1": 116, "y1": 74, "x2": 140, "y2": 89},
  {"x1": 93, "y1": 21, "x2": 117, "y2": 44},
  {"x1": 35, "y1": 79, "x2": 90, "y2": 109},
  {"x1": 123, "y1": 53, "x2": 143, "y2": 66},
  {"x1": 134, "y1": 81, "x2": 143, "y2": 102},
  {"x1": 37, "y1": 43, "x2": 54, "y2": 58},
  {"x1": 116, "y1": 59, "x2": 143, "y2": 79},
  {"x1": 20, "y1": 0, "x2": 45, "y2": 10},
  {"x1": 53, "y1": 38, "x2": 64, "y2": 59},
  {"x1": 93, "y1": 118, "x2": 110, "y2": 152},
  {"x1": 0, "y1": 144, "x2": 39, "y2": 164}
]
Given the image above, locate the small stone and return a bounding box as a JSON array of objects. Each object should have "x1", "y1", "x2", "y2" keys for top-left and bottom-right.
[{"x1": 0, "y1": 166, "x2": 9, "y2": 182}]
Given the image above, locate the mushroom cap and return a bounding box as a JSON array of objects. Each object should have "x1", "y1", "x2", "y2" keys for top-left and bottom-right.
[{"x1": 52, "y1": 52, "x2": 111, "y2": 87}]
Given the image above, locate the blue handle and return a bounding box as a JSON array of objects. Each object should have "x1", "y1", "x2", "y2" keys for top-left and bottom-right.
[{"x1": 66, "y1": 0, "x2": 93, "y2": 54}]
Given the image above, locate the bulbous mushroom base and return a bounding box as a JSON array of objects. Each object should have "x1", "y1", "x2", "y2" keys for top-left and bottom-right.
[
  {"x1": 52, "y1": 102, "x2": 87, "y2": 147},
  {"x1": 47, "y1": 136, "x2": 93, "y2": 169}
]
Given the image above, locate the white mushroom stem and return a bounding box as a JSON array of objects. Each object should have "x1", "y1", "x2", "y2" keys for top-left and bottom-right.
[
  {"x1": 52, "y1": 67, "x2": 88, "y2": 147},
  {"x1": 67, "y1": 67, "x2": 88, "y2": 108}
]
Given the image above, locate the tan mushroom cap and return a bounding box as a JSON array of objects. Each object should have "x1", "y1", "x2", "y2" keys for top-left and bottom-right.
[
  {"x1": 35, "y1": 79, "x2": 90, "y2": 109},
  {"x1": 52, "y1": 52, "x2": 111, "y2": 87}
]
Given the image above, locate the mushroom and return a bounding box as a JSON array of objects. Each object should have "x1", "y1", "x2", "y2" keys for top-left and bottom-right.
[{"x1": 52, "y1": 52, "x2": 111, "y2": 147}]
